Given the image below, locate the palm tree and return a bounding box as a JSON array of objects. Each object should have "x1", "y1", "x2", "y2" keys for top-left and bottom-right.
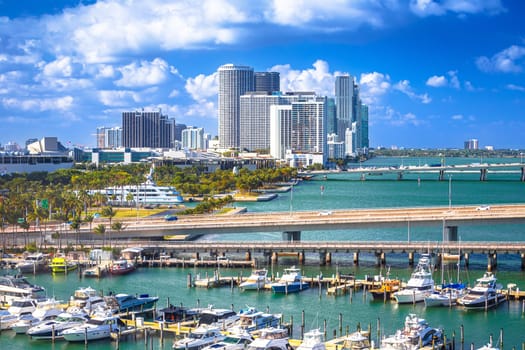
[
  {"x1": 70, "y1": 216, "x2": 82, "y2": 246},
  {"x1": 101, "y1": 206, "x2": 116, "y2": 248},
  {"x1": 93, "y1": 224, "x2": 106, "y2": 247},
  {"x1": 110, "y1": 221, "x2": 125, "y2": 247}
]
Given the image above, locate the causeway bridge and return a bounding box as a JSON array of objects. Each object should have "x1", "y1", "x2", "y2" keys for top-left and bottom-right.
[{"x1": 345, "y1": 162, "x2": 525, "y2": 181}]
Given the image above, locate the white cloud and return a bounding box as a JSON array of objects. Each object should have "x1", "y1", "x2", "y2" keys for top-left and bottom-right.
[
  {"x1": 168, "y1": 90, "x2": 180, "y2": 98},
  {"x1": 115, "y1": 58, "x2": 172, "y2": 87},
  {"x1": 410, "y1": 0, "x2": 505, "y2": 17},
  {"x1": 374, "y1": 106, "x2": 424, "y2": 127},
  {"x1": 394, "y1": 80, "x2": 431, "y2": 104},
  {"x1": 98, "y1": 90, "x2": 142, "y2": 107},
  {"x1": 451, "y1": 114, "x2": 464, "y2": 120},
  {"x1": 476, "y1": 45, "x2": 525, "y2": 73},
  {"x1": 359, "y1": 72, "x2": 391, "y2": 105},
  {"x1": 185, "y1": 72, "x2": 218, "y2": 102},
  {"x1": 2, "y1": 96, "x2": 73, "y2": 111},
  {"x1": 448, "y1": 70, "x2": 460, "y2": 89},
  {"x1": 96, "y1": 64, "x2": 116, "y2": 79},
  {"x1": 42, "y1": 56, "x2": 74, "y2": 77},
  {"x1": 271, "y1": 60, "x2": 341, "y2": 96},
  {"x1": 506, "y1": 84, "x2": 525, "y2": 92},
  {"x1": 426, "y1": 75, "x2": 447, "y2": 87}
]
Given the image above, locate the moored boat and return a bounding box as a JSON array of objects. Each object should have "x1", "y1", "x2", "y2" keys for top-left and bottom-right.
[
  {"x1": 297, "y1": 328, "x2": 326, "y2": 350},
  {"x1": 16, "y1": 253, "x2": 48, "y2": 274},
  {"x1": 11, "y1": 298, "x2": 63, "y2": 334},
  {"x1": 49, "y1": 256, "x2": 78, "y2": 274},
  {"x1": 62, "y1": 311, "x2": 130, "y2": 342},
  {"x1": 27, "y1": 312, "x2": 88, "y2": 340},
  {"x1": 172, "y1": 325, "x2": 225, "y2": 350},
  {"x1": 105, "y1": 292, "x2": 159, "y2": 315},
  {"x1": 246, "y1": 327, "x2": 291, "y2": 350},
  {"x1": 393, "y1": 254, "x2": 434, "y2": 304},
  {"x1": 380, "y1": 314, "x2": 443, "y2": 350},
  {"x1": 239, "y1": 269, "x2": 269, "y2": 290},
  {"x1": 457, "y1": 272, "x2": 505, "y2": 310},
  {"x1": 369, "y1": 275, "x2": 401, "y2": 301},
  {"x1": 270, "y1": 267, "x2": 309, "y2": 294},
  {"x1": 109, "y1": 259, "x2": 136, "y2": 275}
]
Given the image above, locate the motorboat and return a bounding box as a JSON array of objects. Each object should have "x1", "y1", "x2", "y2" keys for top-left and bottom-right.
[
  {"x1": 201, "y1": 331, "x2": 253, "y2": 350},
  {"x1": 424, "y1": 282, "x2": 466, "y2": 307},
  {"x1": 271, "y1": 266, "x2": 309, "y2": 293},
  {"x1": 83, "y1": 265, "x2": 108, "y2": 278},
  {"x1": 340, "y1": 330, "x2": 370, "y2": 350},
  {"x1": 198, "y1": 306, "x2": 239, "y2": 330},
  {"x1": 457, "y1": 272, "x2": 505, "y2": 310},
  {"x1": 246, "y1": 327, "x2": 291, "y2": 350},
  {"x1": 228, "y1": 307, "x2": 281, "y2": 333},
  {"x1": 0, "y1": 274, "x2": 46, "y2": 306},
  {"x1": 49, "y1": 255, "x2": 78, "y2": 274},
  {"x1": 16, "y1": 253, "x2": 48, "y2": 274},
  {"x1": 62, "y1": 311, "x2": 130, "y2": 342},
  {"x1": 380, "y1": 314, "x2": 443, "y2": 350},
  {"x1": 27, "y1": 312, "x2": 88, "y2": 340},
  {"x1": 239, "y1": 269, "x2": 269, "y2": 290},
  {"x1": 105, "y1": 292, "x2": 159, "y2": 315},
  {"x1": 0, "y1": 297, "x2": 38, "y2": 330},
  {"x1": 172, "y1": 325, "x2": 225, "y2": 350},
  {"x1": 297, "y1": 328, "x2": 326, "y2": 350},
  {"x1": 393, "y1": 254, "x2": 434, "y2": 304},
  {"x1": 368, "y1": 269, "x2": 401, "y2": 302},
  {"x1": 11, "y1": 298, "x2": 64, "y2": 334},
  {"x1": 109, "y1": 259, "x2": 136, "y2": 275},
  {"x1": 66, "y1": 286, "x2": 107, "y2": 315}
]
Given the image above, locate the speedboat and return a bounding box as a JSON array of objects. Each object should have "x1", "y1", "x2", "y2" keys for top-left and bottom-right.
[
  {"x1": 49, "y1": 256, "x2": 78, "y2": 274},
  {"x1": 239, "y1": 269, "x2": 269, "y2": 290},
  {"x1": 271, "y1": 267, "x2": 309, "y2": 293},
  {"x1": 424, "y1": 282, "x2": 466, "y2": 307},
  {"x1": 393, "y1": 254, "x2": 434, "y2": 304},
  {"x1": 340, "y1": 331, "x2": 370, "y2": 350},
  {"x1": 198, "y1": 306, "x2": 239, "y2": 330},
  {"x1": 228, "y1": 307, "x2": 281, "y2": 333},
  {"x1": 0, "y1": 274, "x2": 46, "y2": 306},
  {"x1": 369, "y1": 276, "x2": 401, "y2": 302},
  {"x1": 297, "y1": 328, "x2": 326, "y2": 350},
  {"x1": 16, "y1": 253, "x2": 48, "y2": 274},
  {"x1": 201, "y1": 331, "x2": 253, "y2": 350},
  {"x1": 0, "y1": 297, "x2": 38, "y2": 330},
  {"x1": 457, "y1": 272, "x2": 505, "y2": 310},
  {"x1": 27, "y1": 312, "x2": 88, "y2": 340},
  {"x1": 246, "y1": 327, "x2": 290, "y2": 350},
  {"x1": 105, "y1": 293, "x2": 158, "y2": 314},
  {"x1": 380, "y1": 314, "x2": 443, "y2": 350},
  {"x1": 172, "y1": 325, "x2": 225, "y2": 350},
  {"x1": 62, "y1": 311, "x2": 130, "y2": 342},
  {"x1": 109, "y1": 259, "x2": 136, "y2": 275},
  {"x1": 11, "y1": 298, "x2": 64, "y2": 334},
  {"x1": 66, "y1": 286, "x2": 108, "y2": 315}
]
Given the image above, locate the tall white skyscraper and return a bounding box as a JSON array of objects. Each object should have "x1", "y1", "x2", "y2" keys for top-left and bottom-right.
[
  {"x1": 218, "y1": 64, "x2": 254, "y2": 149},
  {"x1": 335, "y1": 75, "x2": 353, "y2": 138},
  {"x1": 270, "y1": 105, "x2": 292, "y2": 160}
]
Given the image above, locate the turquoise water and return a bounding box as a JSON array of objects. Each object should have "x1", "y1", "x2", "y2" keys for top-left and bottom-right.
[{"x1": 2, "y1": 157, "x2": 525, "y2": 349}]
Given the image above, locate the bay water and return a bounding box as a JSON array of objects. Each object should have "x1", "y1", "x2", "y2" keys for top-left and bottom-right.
[{"x1": 1, "y1": 156, "x2": 525, "y2": 349}]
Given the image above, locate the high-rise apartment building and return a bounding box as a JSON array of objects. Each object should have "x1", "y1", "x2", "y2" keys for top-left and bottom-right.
[
  {"x1": 270, "y1": 105, "x2": 293, "y2": 160},
  {"x1": 335, "y1": 75, "x2": 354, "y2": 138},
  {"x1": 290, "y1": 97, "x2": 327, "y2": 156},
  {"x1": 255, "y1": 72, "x2": 280, "y2": 93},
  {"x1": 96, "y1": 126, "x2": 122, "y2": 149},
  {"x1": 122, "y1": 109, "x2": 172, "y2": 148},
  {"x1": 181, "y1": 126, "x2": 205, "y2": 150},
  {"x1": 240, "y1": 92, "x2": 283, "y2": 151},
  {"x1": 464, "y1": 139, "x2": 479, "y2": 150},
  {"x1": 218, "y1": 64, "x2": 254, "y2": 149}
]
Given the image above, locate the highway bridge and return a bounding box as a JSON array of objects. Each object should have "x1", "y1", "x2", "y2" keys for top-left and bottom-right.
[
  {"x1": 76, "y1": 204, "x2": 525, "y2": 241},
  {"x1": 345, "y1": 162, "x2": 525, "y2": 181}
]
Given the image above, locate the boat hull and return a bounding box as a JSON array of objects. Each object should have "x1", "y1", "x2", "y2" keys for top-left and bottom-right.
[
  {"x1": 393, "y1": 290, "x2": 427, "y2": 304},
  {"x1": 271, "y1": 282, "x2": 309, "y2": 293},
  {"x1": 458, "y1": 296, "x2": 506, "y2": 310}
]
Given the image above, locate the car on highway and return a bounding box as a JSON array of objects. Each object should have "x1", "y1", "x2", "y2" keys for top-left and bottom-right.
[
  {"x1": 476, "y1": 205, "x2": 491, "y2": 211},
  {"x1": 164, "y1": 214, "x2": 178, "y2": 221},
  {"x1": 318, "y1": 211, "x2": 333, "y2": 216}
]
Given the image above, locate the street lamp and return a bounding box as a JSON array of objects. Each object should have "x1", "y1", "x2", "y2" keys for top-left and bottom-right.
[{"x1": 448, "y1": 175, "x2": 452, "y2": 209}]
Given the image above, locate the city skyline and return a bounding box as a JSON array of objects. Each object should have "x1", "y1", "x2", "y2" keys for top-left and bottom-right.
[{"x1": 1, "y1": 0, "x2": 524, "y2": 149}]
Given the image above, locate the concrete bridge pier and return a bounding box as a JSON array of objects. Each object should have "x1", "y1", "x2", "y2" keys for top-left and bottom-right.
[
  {"x1": 521, "y1": 253, "x2": 525, "y2": 270},
  {"x1": 193, "y1": 252, "x2": 200, "y2": 261},
  {"x1": 353, "y1": 252, "x2": 359, "y2": 265},
  {"x1": 464, "y1": 253, "x2": 470, "y2": 267},
  {"x1": 319, "y1": 251, "x2": 326, "y2": 266},
  {"x1": 282, "y1": 231, "x2": 301, "y2": 241},
  {"x1": 487, "y1": 252, "x2": 497, "y2": 272},
  {"x1": 408, "y1": 251, "x2": 415, "y2": 266},
  {"x1": 521, "y1": 167, "x2": 525, "y2": 182},
  {"x1": 271, "y1": 252, "x2": 278, "y2": 265},
  {"x1": 298, "y1": 250, "x2": 305, "y2": 265},
  {"x1": 439, "y1": 170, "x2": 445, "y2": 181},
  {"x1": 325, "y1": 252, "x2": 332, "y2": 265},
  {"x1": 245, "y1": 251, "x2": 251, "y2": 261},
  {"x1": 480, "y1": 168, "x2": 488, "y2": 181},
  {"x1": 375, "y1": 251, "x2": 386, "y2": 267},
  {"x1": 446, "y1": 226, "x2": 458, "y2": 241},
  {"x1": 436, "y1": 253, "x2": 442, "y2": 269},
  {"x1": 397, "y1": 172, "x2": 403, "y2": 181}
]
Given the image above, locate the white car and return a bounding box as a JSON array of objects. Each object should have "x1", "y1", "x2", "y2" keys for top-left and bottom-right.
[
  {"x1": 318, "y1": 211, "x2": 333, "y2": 216},
  {"x1": 476, "y1": 205, "x2": 491, "y2": 211}
]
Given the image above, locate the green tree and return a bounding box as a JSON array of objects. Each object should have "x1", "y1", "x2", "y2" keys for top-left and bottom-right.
[
  {"x1": 93, "y1": 224, "x2": 106, "y2": 247},
  {"x1": 101, "y1": 206, "x2": 116, "y2": 248}
]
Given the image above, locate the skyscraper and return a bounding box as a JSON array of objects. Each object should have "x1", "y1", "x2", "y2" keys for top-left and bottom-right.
[
  {"x1": 218, "y1": 64, "x2": 254, "y2": 149},
  {"x1": 335, "y1": 75, "x2": 353, "y2": 138},
  {"x1": 122, "y1": 109, "x2": 172, "y2": 148},
  {"x1": 255, "y1": 72, "x2": 280, "y2": 93},
  {"x1": 240, "y1": 92, "x2": 283, "y2": 151}
]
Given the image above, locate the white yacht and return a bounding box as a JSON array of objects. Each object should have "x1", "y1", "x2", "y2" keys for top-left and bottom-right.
[
  {"x1": 66, "y1": 286, "x2": 108, "y2": 315},
  {"x1": 239, "y1": 269, "x2": 269, "y2": 290},
  {"x1": 0, "y1": 274, "x2": 46, "y2": 306},
  {"x1": 62, "y1": 311, "x2": 129, "y2": 342},
  {"x1": 173, "y1": 325, "x2": 225, "y2": 350},
  {"x1": 270, "y1": 267, "x2": 309, "y2": 293},
  {"x1": 393, "y1": 254, "x2": 435, "y2": 304},
  {"x1": 16, "y1": 253, "x2": 48, "y2": 274},
  {"x1": 201, "y1": 331, "x2": 253, "y2": 350},
  {"x1": 457, "y1": 272, "x2": 505, "y2": 310},
  {"x1": 228, "y1": 307, "x2": 281, "y2": 333},
  {"x1": 297, "y1": 328, "x2": 326, "y2": 350},
  {"x1": 246, "y1": 328, "x2": 291, "y2": 350},
  {"x1": 380, "y1": 314, "x2": 443, "y2": 350},
  {"x1": 27, "y1": 312, "x2": 88, "y2": 340},
  {"x1": 11, "y1": 298, "x2": 64, "y2": 334},
  {"x1": 198, "y1": 306, "x2": 239, "y2": 330},
  {"x1": 0, "y1": 297, "x2": 38, "y2": 330}
]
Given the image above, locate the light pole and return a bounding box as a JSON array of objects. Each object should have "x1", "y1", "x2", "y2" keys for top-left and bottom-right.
[{"x1": 448, "y1": 175, "x2": 452, "y2": 209}]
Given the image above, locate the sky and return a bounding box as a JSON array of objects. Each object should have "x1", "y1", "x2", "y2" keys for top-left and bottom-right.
[{"x1": 0, "y1": 0, "x2": 524, "y2": 150}]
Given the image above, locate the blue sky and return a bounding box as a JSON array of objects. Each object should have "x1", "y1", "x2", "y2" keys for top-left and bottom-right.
[{"x1": 0, "y1": 0, "x2": 524, "y2": 149}]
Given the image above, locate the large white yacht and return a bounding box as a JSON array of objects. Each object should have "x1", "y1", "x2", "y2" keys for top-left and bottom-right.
[
  {"x1": 393, "y1": 254, "x2": 435, "y2": 304},
  {"x1": 457, "y1": 271, "x2": 505, "y2": 310}
]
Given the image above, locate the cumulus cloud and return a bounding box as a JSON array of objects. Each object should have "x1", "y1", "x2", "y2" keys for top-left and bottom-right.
[
  {"x1": 271, "y1": 60, "x2": 341, "y2": 96},
  {"x1": 426, "y1": 71, "x2": 461, "y2": 89},
  {"x1": 98, "y1": 90, "x2": 143, "y2": 107},
  {"x1": 506, "y1": 84, "x2": 525, "y2": 92},
  {"x1": 410, "y1": 0, "x2": 506, "y2": 17},
  {"x1": 115, "y1": 58, "x2": 172, "y2": 87},
  {"x1": 185, "y1": 72, "x2": 219, "y2": 102},
  {"x1": 394, "y1": 80, "x2": 431, "y2": 104},
  {"x1": 451, "y1": 114, "x2": 464, "y2": 120},
  {"x1": 476, "y1": 45, "x2": 525, "y2": 73},
  {"x1": 374, "y1": 106, "x2": 424, "y2": 127},
  {"x1": 42, "y1": 56, "x2": 74, "y2": 77},
  {"x1": 358, "y1": 72, "x2": 391, "y2": 105},
  {"x1": 426, "y1": 75, "x2": 447, "y2": 87}
]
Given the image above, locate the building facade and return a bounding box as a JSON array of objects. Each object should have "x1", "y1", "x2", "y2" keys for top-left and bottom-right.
[
  {"x1": 96, "y1": 126, "x2": 122, "y2": 149},
  {"x1": 181, "y1": 126, "x2": 206, "y2": 150},
  {"x1": 122, "y1": 110, "x2": 173, "y2": 148},
  {"x1": 255, "y1": 72, "x2": 280, "y2": 93}
]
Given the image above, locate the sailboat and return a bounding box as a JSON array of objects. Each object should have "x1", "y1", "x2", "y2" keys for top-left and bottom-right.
[{"x1": 424, "y1": 223, "x2": 465, "y2": 307}]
